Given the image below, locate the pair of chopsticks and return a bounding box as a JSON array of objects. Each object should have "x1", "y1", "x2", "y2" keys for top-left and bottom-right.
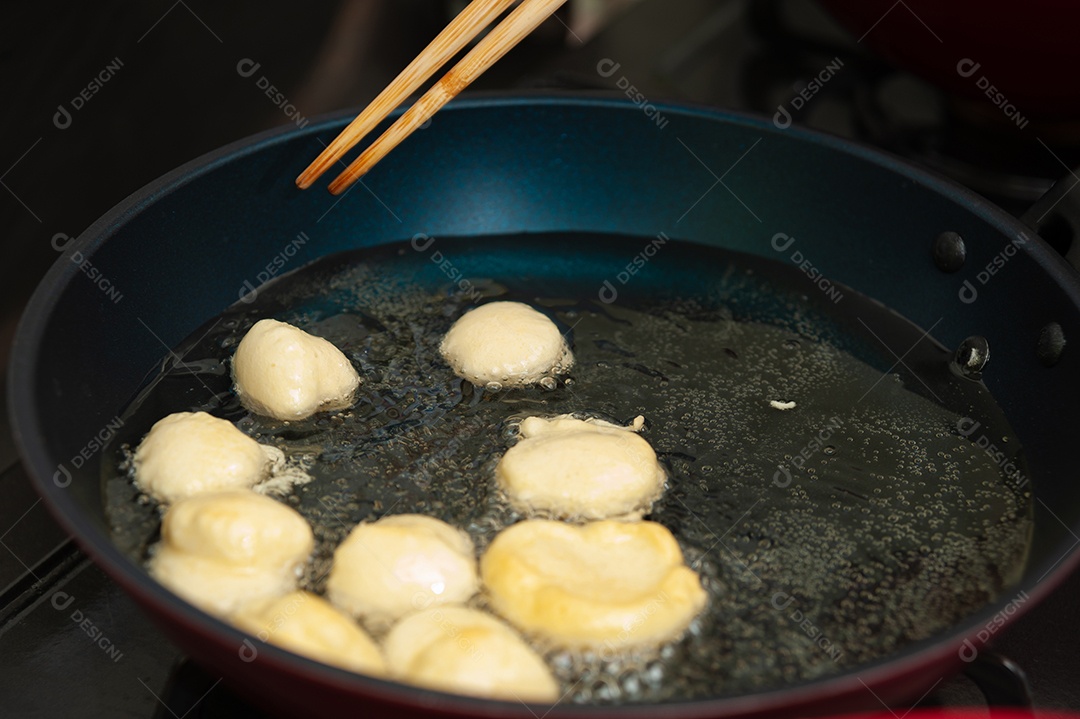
[{"x1": 296, "y1": 0, "x2": 569, "y2": 195}]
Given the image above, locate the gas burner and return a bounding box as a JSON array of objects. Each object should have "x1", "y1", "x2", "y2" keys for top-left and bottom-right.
[
  {"x1": 741, "y1": 0, "x2": 1080, "y2": 215},
  {"x1": 852, "y1": 77, "x2": 1080, "y2": 215}
]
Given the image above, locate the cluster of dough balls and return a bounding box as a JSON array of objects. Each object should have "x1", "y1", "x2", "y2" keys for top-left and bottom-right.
[
  {"x1": 232, "y1": 318, "x2": 361, "y2": 420},
  {"x1": 148, "y1": 489, "x2": 388, "y2": 677},
  {"x1": 440, "y1": 301, "x2": 573, "y2": 387},
  {"x1": 134, "y1": 317, "x2": 383, "y2": 682},
  {"x1": 134, "y1": 410, "x2": 390, "y2": 678},
  {"x1": 496, "y1": 414, "x2": 665, "y2": 520},
  {"x1": 325, "y1": 514, "x2": 558, "y2": 700},
  {"x1": 482, "y1": 422, "x2": 704, "y2": 652},
  {"x1": 483, "y1": 407, "x2": 703, "y2": 653},
  {"x1": 134, "y1": 300, "x2": 707, "y2": 701}
]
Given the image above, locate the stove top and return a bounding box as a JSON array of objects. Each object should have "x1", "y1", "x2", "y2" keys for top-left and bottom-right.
[{"x1": 2, "y1": 0, "x2": 1079, "y2": 716}]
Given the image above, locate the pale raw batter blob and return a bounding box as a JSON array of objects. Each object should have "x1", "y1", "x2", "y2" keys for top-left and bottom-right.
[
  {"x1": 384, "y1": 606, "x2": 557, "y2": 702},
  {"x1": 149, "y1": 490, "x2": 314, "y2": 617},
  {"x1": 497, "y1": 414, "x2": 665, "y2": 520},
  {"x1": 439, "y1": 301, "x2": 573, "y2": 386},
  {"x1": 132, "y1": 411, "x2": 271, "y2": 503},
  {"x1": 231, "y1": 591, "x2": 386, "y2": 676},
  {"x1": 249, "y1": 444, "x2": 314, "y2": 498},
  {"x1": 481, "y1": 520, "x2": 707, "y2": 651},
  {"x1": 326, "y1": 514, "x2": 479, "y2": 628},
  {"x1": 232, "y1": 318, "x2": 360, "y2": 420}
]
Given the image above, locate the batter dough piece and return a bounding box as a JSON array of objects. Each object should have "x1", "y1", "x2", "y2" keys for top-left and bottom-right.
[
  {"x1": 232, "y1": 318, "x2": 360, "y2": 420},
  {"x1": 497, "y1": 415, "x2": 665, "y2": 520},
  {"x1": 439, "y1": 301, "x2": 573, "y2": 386},
  {"x1": 384, "y1": 606, "x2": 558, "y2": 702},
  {"x1": 132, "y1": 411, "x2": 270, "y2": 503},
  {"x1": 481, "y1": 520, "x2": 707, "y2": 651},
  {"x1": 149, "y1": 490, "x2": 314, "y2": 617},
  {"x1": 231, "y1": 591, "x2": 385, "y2": 676},
  {"x1": 326, "y1": 514, "x2": 479, "y2": 628}
]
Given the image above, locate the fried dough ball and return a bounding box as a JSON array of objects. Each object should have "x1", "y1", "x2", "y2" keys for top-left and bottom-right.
[
  {"x1": 326, "y1": 515, "x2": 479, "y2": 628},
  {"x1": 497, "y1": 415, "x2": 664, "y2": 520},
  {"x1": 231, "y1": 591, "x2": 385, "y2": 676},
  {"x1": 132, "y1": 411, "x2": 271, "y2": 503},
  {"x1": 481, "y1": 520, "x2": 707, "y2": 651},
  {"x1": 232, "y1": 318, "x2": 360, "y2": 420},
  {"x1": 149, "y1": 490, "x2": 314, "y2": 617},
  {"x1": 439, "y1": 302, "x2": 573, "y2": 386},
  {"x1": 384, "y1": 606, "x2": 557, "y2": 702}
]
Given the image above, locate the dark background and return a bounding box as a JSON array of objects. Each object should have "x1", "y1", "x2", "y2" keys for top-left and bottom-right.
[
  {"x1": 0, "y1": 0, "x2": 630, "y2": 457},
  {"x1": 0, "y1": 1, "x2": 536, "y2": 370},
  {"x1": 3, "y1": 1, "x2": 1079, "y2": 715}
]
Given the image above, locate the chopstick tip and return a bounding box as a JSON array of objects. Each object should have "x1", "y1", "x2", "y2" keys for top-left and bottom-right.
[
  {"x1": 327, "y1": 181, "x2": 349, "y2": 196},
  {"x1": 327, "y1": 171, "x2": 361, "y2": 196}
]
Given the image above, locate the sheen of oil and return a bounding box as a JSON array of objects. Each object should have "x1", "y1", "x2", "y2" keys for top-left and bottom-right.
[{"x1": 103, "y1": 233, "x2": 1033, "y2": 703}]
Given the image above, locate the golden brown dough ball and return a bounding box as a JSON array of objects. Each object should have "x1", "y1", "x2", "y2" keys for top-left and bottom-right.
[
  {"x1": 440, "y1": 302, "x2": 573, "y2": 386},
  {"x1": 149, "y1": 490, "x2": 314, "y2": 617},
  {"x1": 497, "y1": 415, "x2": 664, "y2": 520},
  {"x1": 231, "y1": 591, "x2": 385, "y2": 676},
  {"x1": 133, "y1": 411, "x2": 271, "y2": 503},
  {"x1": 326, "y1": 515, "x2": 479, "y2": 628},
  {"x1": 481, "y1": 519, "x2": 706, "y2": 651},
  {"x1": 233, "y1": 318, "x2": 360, "y2": 420},
  {"x1": 384, "y1": 606, "x2": 557, "y2": 702}
]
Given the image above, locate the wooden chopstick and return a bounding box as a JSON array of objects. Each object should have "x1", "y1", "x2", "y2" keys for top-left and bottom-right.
[
  {"x1": 295, "y1": 0, "x2": 518, "y2": 190},
  {"x1": 324, "y1": 0, "x2": 570, "y2": 195}
]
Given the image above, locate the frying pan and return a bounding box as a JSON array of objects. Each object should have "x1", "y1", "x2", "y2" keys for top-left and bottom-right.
[{"x1": 9, "y1": 95, "x2": 1080, "y2": 717}]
